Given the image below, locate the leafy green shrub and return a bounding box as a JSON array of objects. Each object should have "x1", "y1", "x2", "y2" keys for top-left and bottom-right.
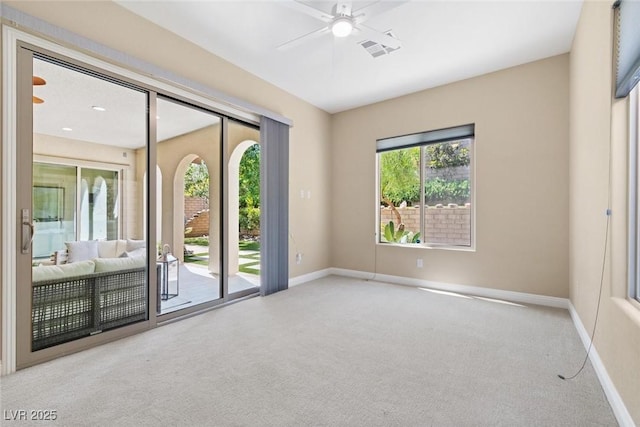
[
  {"x1": 379, "y1": 147, "x2": 421, "y2": 206},
  {"x1": 239, "y1": 206, "x2": 260, "y2": 232},
  {"x1": 382, "y1": 221, "x2": 420, "y2": 244},
  {"x1": 424, "y1": 178, "x2": 470, "y2": 205},
  {"x1": 426, "y1": 142, "x2": 470, "y2": 169}
]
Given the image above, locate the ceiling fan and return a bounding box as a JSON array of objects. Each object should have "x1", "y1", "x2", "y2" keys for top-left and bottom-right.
[
  {"x1": 277, "y1": 0, "x2": 408, "y2": 51},
  {"x1": 33, "y1": 75, "x2": 46, "y2": 104}
]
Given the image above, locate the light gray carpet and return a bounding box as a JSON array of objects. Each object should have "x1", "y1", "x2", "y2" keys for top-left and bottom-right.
[{"x1": 0, "y1": 276, "x2": 617, "y2": 426}]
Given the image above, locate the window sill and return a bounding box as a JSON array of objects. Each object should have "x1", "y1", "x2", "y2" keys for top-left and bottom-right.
[
  {"x1": 377, "y1": 242, "x2": 476, "y2": 253},
  {"x1": 626, "y1": 296, "x2": 640, "y2": 312},
  {"x1": 612, "y1": 297, "x2": 640, "y2": 329}
]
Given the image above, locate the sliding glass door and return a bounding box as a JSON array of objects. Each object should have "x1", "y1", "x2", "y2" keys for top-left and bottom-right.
[
  {"x1": 14, "y1": 43, "x2": 262, "y2": 368},
  {"x1": 155, "y1": 97, "x2": 223, "y2": 314},
  {"x1": 16, "y1": 49, "x2": 149, "y2": 367}
]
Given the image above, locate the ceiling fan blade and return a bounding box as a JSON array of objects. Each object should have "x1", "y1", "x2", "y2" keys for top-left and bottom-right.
[
  {"x1": 354, "y1": 24, "x2": 402, "y2": 49},
  {"x1": 282, "y1": 1, "x2": 334, "y2": 23},
  {"x1": 353, "y1": 0, "x2": 409, "y2": 24},
  {"x1": 277, "y1": 26, "x2": 331, "y2": 51},
  {"x1": 33, "y1": 76, "x2": 47, "y2": 86},
  {"x1": 32, "y1": 95, "x2": 44, "y2": 104}
]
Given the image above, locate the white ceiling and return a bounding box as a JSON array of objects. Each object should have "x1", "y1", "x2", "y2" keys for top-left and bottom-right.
[
  {"x1": 32, "y1": 0, "x2": 583, "y2": 147},
  {"x1": 117, "y1": 0, "x2": 583, "y2": 114}
]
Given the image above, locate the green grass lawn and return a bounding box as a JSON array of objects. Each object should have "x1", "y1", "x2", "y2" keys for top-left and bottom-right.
[
  {"x1": 183, "y1": 240, "x2": 260, "y2": 275},
  {"x1": 239, "y1": 240, "x2": 260, "y2": 251},
  {"x1": 184, "y1": 236, "x2": 210, "y2": 246},
  {"x1": 183, "y1": 252, "x2": 209, "y2": 266}
]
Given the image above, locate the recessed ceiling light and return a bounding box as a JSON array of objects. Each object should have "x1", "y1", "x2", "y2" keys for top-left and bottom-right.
[
  {"x1": 62, "y1": 127, "x2": 73, "y2": 132},
  {"x1": 91, "y1": 105, "x2": 106, "y2": 111}
]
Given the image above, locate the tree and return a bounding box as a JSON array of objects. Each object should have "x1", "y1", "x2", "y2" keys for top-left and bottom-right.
[
  {"x1": 239, "y1": 144, "x2": 260, "y2": 233},
  {"x1": 184, "y1": 160, "x2": 209, "y2": 203},
  {"x1": 379, "y1": 147, "x2": 420, "y2": 225}
]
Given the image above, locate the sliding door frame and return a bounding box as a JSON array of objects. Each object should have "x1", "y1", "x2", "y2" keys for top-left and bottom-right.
[{"x1": 2, "y1": 26, "x2": 265, "y2": 372}]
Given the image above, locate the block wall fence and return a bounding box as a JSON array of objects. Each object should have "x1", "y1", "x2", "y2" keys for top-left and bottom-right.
[{"x1": 380, "y1": 205, "x2": 471, "y2": 246}]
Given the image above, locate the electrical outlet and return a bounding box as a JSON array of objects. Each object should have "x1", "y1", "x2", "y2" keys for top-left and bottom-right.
[
  {"x1": 417, "y1": 258, "x2": 423, "y2": 268},
  {"x1": 296, "y1": 253, "x2": 303, "y2": 264}
]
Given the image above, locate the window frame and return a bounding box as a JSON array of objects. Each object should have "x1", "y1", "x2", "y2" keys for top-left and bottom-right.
[
  {"x1": 629, "y1": 85, "x2": 640, "y2": 303},
  {"x1": 376, "y1": 126, "x2": 475, "y2": 251}
]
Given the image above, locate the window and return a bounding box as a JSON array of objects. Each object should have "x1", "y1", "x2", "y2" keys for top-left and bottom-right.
[
  {"x1": 378, "y1": 124, "x2": 474, "y2": 248},
  {"x1": 32, "y1": 162, "x2": 121, "y2": 259}
]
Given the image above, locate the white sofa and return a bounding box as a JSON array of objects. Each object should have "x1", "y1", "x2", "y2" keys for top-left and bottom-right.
[{"x1": 31, "y1": 239, "x2": 149, "y2": 351}]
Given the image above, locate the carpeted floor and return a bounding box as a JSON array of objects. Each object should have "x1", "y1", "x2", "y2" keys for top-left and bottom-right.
[{"x1": 0, "y1": 276, "x2": 617, "y2": 426}]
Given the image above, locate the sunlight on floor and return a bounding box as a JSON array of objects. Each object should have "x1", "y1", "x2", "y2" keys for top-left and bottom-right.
[{"x1": 418, "y1": 287, "x2": 526, "y2": 307}]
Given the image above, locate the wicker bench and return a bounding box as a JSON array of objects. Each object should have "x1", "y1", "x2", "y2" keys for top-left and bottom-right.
[{"x1": 32, "y1": 267, "x2": 148, "y2": 351}]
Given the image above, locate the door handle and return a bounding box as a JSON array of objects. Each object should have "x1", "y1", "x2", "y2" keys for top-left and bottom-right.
[
  {"x1": 22, "y1": 221, "x2": 34, "y2": 254},
  {"x1": 21, "y1": 208, "x2": 34, "y2": 254}
]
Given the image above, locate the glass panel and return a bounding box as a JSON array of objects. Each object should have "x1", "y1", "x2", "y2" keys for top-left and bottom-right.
[
  {"x1": 31, "y1": 56, "x2": 148, "y2": 351},
  {"x1": 156, "y1": 97, "x2": 222, "y2": 314},
  {"x1": 80, "y1": 168, "x2": 119, "y2": 241},
  {"x1": 32, "y1": 163, "x2": 77, "y2": 259},
  {"x1": 423, "y1": 139, "x2": 472, "y2": 246},
  {"x1": 229, "y1": 121, "x2": 261, "y2": 293},
  {"x1": 379, "y1": 147, "x2": 421, "y2": 243}
]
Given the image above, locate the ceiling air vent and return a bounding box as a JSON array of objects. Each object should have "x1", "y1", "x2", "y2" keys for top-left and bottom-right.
[{"x1": 359, "y1": 30, "x2": 401, "y2": 58}]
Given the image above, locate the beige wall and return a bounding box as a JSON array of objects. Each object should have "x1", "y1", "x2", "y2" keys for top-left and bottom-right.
[
  {"x1": 570, "y1": 1, "x2": 640, "y2": 423},
  {"x1": 331, "y1": 55, "x2": 570, "y2": 297}
]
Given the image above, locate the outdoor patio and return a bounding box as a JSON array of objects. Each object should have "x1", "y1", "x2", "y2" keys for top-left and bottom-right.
[{"x1": 159, "y1": 245, "x2": 260, "y2": 314}]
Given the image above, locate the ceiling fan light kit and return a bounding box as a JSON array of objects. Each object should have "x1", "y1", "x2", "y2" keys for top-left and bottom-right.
[{"x1": 331, "y1": 17, "x2": 353, "y2": 37}]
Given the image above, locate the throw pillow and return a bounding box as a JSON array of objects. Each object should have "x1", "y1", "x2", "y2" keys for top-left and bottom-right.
[
  {"x1": 126, "y1": 247, "x2": 147, "y2": 259},
  {"x1": 98, "y1": 240, "x2": 120, "y2": 258},
  {"x1": 65, "y1": 240, "x2": 99, "y2": 263},
  {"x1": 126, "y1": 238, "x2": 146, "y2": 252}
]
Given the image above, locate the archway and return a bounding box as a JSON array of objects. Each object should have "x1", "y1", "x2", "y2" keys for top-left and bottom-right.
[
  {"x1": 173, "y1": 154, "x2": 201, "y2": 263},
  {"x1": 229, "y1": 140, "x2": 260, "y2": 277}
]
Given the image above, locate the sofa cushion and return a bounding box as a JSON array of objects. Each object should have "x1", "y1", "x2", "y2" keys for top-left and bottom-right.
[
  {"x1": 32, "y1": 260, "x2": 96, "y2": 282},
  {"x1": 126, "y1": 239, "x2": 146, "y2": 252},
  {"x1": 66, "y1": 240, "x2": 99, "y2": 263},
  {"x1": 124, "y1": 247, "x2": 147, "y2": 259},
  {"x1": 94, "y1": 256, "x2": 145, "y2": 273},
  {"x1": 98, "y1": 240, "x2": 127, "y2": 258}
]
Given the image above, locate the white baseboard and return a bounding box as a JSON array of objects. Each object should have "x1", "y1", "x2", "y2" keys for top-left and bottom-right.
[
  {"x1": 329, "y1": 268, "x2": 569, "y2": 309},
  {"x1": 568, "y1": 303, "x2": 635, "y2": 427},
  {"x1": 289, "y1": 268, "x2": 332, "y2": 287}
]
